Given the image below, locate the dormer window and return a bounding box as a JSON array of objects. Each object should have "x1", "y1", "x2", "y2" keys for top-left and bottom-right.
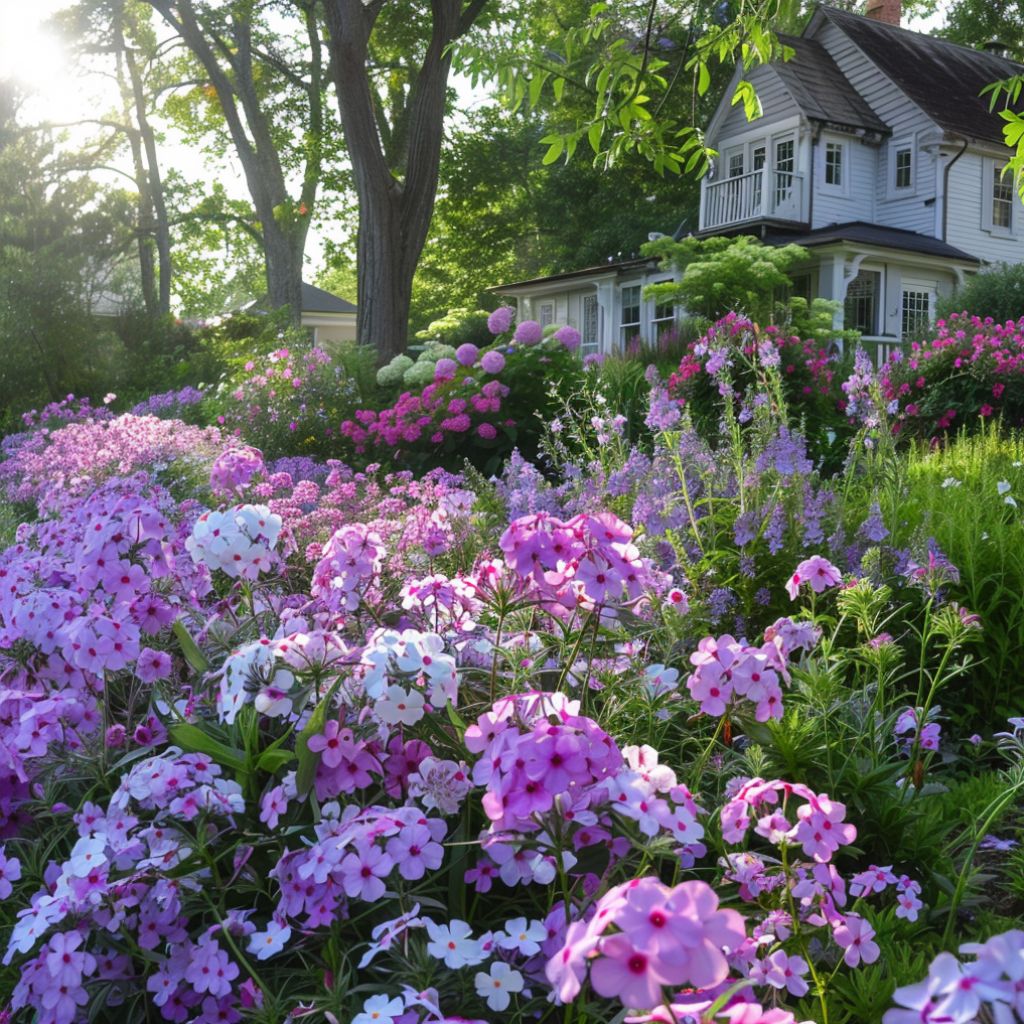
[{"x1": 894, "y1": 145, "x2": 912, "y2": 189}]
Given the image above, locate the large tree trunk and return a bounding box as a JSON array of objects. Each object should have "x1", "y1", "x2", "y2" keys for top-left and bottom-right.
[{"x1": 324, "y1": 0, "x2": 483, "y2": 362}]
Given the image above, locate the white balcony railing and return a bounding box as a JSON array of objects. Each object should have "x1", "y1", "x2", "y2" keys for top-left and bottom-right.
[{"x1": 701, "y1": 169, "x2": 805, "y2": 231}]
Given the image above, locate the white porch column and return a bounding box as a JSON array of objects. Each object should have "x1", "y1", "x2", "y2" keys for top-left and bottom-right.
[{"x1": 596, "y1": 280, "x2": 616, "y2": 354}]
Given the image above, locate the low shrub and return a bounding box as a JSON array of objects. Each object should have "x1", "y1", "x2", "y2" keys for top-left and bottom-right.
[
  {"x1": 343, "y1": 309, "x2": 587, "y2": 473},
  {"x1": 936, "y1": 261, "x2": 1024, "y2": 323}
]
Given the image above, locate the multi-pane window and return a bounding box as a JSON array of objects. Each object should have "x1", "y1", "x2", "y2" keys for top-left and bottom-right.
[
  {"x1": 901, "y1": 289, "x2": 931, "y2": 340},
  {"x1": 894, "y1": 147, "x2": 913, "y2": 189},
  {"x1": 620, "y1": 285, "x2": 641, "y2": 348},
  {"x1": 539, "y1": 302, "x2": 554, "y2": 328},
  {"x1": 752, "y1": 145, "x2": 766, "y2": 209},
  {"x1": 651, "y1": 281, "x2": 675, "y2": 345},
  {"x1": 581, "y1": 294, "x2": 599, "y2": 356},
  {"x1": 775, "y1": 138, "x2": 794, "y2": 206},
  {"x1": 844, "y1": 270, "x2": 880, "y2": 335},
  {"x1": 728, "y1": 151, "x2": 744, "y2": 178},
  {"x1": 825, "y1": 142, "x2": 843, "y2": 186},
  {"x1": 993, "y1": 165, "x2": 1013, "y2": 229}
]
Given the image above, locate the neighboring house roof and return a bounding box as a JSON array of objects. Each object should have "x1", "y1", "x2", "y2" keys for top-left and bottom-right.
[
  {"x1": 763, "y1": 221, "x2": 981, "y2": 262},
  {"x1": 773, "y1": 32, "x2": 888, "y2": 133},
  {"x1": 493, "y1": 257, "x2": 655, "y2": 293},
  {"x1": 301, "y1": 281, "x2": 356, "y2": 315},
  {"x1": 245, "y1": 281, "x2": 357, "y2": 316},
  {"x1": 817, "y1": 6, "x2": 1024, "y2": 146}
]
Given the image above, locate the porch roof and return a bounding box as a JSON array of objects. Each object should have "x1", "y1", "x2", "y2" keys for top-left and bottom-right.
[{"x1": 763, "y1": 221, "x2": 980, "y2": 263}]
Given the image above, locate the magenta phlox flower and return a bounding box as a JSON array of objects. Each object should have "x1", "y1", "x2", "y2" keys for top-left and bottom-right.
[
  {"x1": 184, "y1": 937, "x2": 239, "y2": 997},
  {"x1": 785, "y1": 555, "x2": 842, "y2": 600},
  {"x1": 209, "y1": 445, "x2": 265, "y2": 497},
  {"x1": 832, "y1": 914, "x2": 880, "y2": 968},
  {"x1": 547, "y1": 877, "x2": 746, "y2": 1011}
]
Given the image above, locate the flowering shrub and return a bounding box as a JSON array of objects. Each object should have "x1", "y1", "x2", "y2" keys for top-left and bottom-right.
[
  {"x1": 880, "y1": 312, "x2": 1024, "y2": 437},
  {"x1": 208, "y1": 344, "x2": 371, "y2": 459},
  {"x1": 342, "y1": 308, "x2": 586, "y2": 472},
  {"x1": 668, "y1": 313, "x2": 848, "y2": 462}
]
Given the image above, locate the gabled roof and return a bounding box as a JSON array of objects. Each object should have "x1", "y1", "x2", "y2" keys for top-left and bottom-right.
[
  {"x1": 301, "y1": 281, "x2": 356, "y2": 315},
  {"x1": 763, "y1": 221, "x2": 980, "y2": 263},
  {"x1": 773, "y1": 32, "x2": 888, "y2": 133},
  {"x1": 816, "y1": 6, "x2": 1024, "y2": 146}
]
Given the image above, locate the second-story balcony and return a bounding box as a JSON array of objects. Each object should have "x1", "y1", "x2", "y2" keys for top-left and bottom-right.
[{"x1": 700, "y1": 168, "x2": 807, "y2": 232}]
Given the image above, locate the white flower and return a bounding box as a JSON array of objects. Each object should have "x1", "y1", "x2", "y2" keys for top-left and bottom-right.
[
  {"x1": 375, "y1": 684, "x2": 426, "y2": 726},
  {"x1": 941, "y1": 477, "x2": 961, "y2": 489},
  {"x1": 247, "y1": 917, "x2": 291, "y2": 960},
  {"x1": 67, "y1": 837, "x2": 107, "y2": 877},
  {"x1": 496, "y1": 917, "x2": 547, "y2": 957},
  {"x1": 474, "y1": 961, "x2": 525, "y2": 1011},
  {"x1": 425, "y1": 919, "x2": 486, "y2": 968},
  {"x1": 1007, "y1": 495, "x2": 1019, "y2": 508},
  {"x1": 351, "y1": 994, "x2": 406, "y2": 1024},
  {"x1": 997, "y1": 480, "x2": 1012, "y2": 495}
]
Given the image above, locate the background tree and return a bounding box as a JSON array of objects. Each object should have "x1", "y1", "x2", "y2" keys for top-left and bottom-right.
[
  {"x1": 0, "y1": 81, "x2": 135, "y2": 419},
  {"x1": 145, "y1": 0, "x2": 331, "y2": 319},
  {"x1": 53, "y1": 0, "x2": 175, "y2": 315}
]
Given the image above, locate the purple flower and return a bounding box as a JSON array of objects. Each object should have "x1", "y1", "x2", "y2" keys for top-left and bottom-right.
[
  {"x1": 514, "y1": 320, "x2": 543, "y2": 345},
  {"x1": 455, "y1": 343, "x2": 479, "y2": 366},
  {"x1": 481, "y1": 351, "x2": 505, "y2": 374},
  {"x1": 487, "y1": 306, "x2": 514, "y2": 334},
  {"x1": 553, "y1": 325, "x2": 581, "y2": 351},
  {"x1": 434, "y1": 358, "x2": 457, "y2": 381}
]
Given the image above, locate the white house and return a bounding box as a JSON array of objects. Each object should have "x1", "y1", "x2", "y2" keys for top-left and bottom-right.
[{"x1": 495, "y1": 1, "x2": 1024, "y2": 360}]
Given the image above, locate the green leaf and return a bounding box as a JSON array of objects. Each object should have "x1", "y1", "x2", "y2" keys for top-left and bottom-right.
[
  {"x1": 588, "y1": 121, "x2": 603, "y2": 154},
  {"x1": 256, "y1": 748, "x2": 296, "y2": 773},
  {"x1": 445, "y1": 699, "x2": 467, "y2": 739},
  {"x1": 542, "y1": 136, "x2": 565, "y2": 165},
  {"x1": 528, "y1": 71, "x2": 549, "y2": 108},
  {"x1": 173, "y1": 619, "x2": 209, "y2": 674},
  {"x1": 169, "y1": 723, "x2": 247, "y2": 773},
  {"x1": 697, "y1": 61, "x2": 710, "y2": 97}
]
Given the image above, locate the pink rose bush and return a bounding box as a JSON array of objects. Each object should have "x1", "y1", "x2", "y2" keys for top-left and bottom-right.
[{"x1": 0, "y1": 393, "x2": 1009, "y2": 1024}]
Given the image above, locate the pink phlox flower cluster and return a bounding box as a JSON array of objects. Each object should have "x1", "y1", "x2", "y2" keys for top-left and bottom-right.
[
  {"x1": 785, "y1": 555, "x2": 842, "y2": 601},
  {"x1": 272, "y1": 805, "x2": 446, "y2": 925},
  {"x1": 467, "y1": 693, "x2": 622, "y2": 834},
  {"x1": 186, "y1": 504, "x2": 282, "y2": 580},
  {"x1": 0, "y1": 413, "x2": 222, "y2": 514},
  {"x1": 720, "y1": 778, "x2": 856, "y2": 864},
  {"x1": 307, "y1": 719, "x2": 382, "y2": 800},
  {"x1": 545, "y1": 876, "x2": 746, "y2": 1010},
  {"x1": 499, "y1": 511, "x2": 652, "y2": 614},
  {"x1": 6, "y1": 750, "x2": 246, "y2": 1023},
  {"x1": 687, "y1": 634, "x2": 791, "y2": 722},
  {"x1": 884, "y1": 928, "x2": 1024, "y2": 1024},
  {"x1": 400, "y1": 573, "x2": 481, "y2": 634},
  {"x1": 849, "y1": 865, "x2": 923, "y2": 922},
  {"x1": 310, "y1": 523, "x2": 385, "y2": 614},
  {"x1": 626, "y1": 985, "x2": 813, "y2": 1024},
  {"x1": 209, "y1": 444, "x2": 265, "y2": 497}
]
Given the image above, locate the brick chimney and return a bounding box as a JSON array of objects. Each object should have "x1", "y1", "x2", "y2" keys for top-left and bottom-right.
[{"x1": 865, "y1": 0, "x2": 901, "y2": 25}]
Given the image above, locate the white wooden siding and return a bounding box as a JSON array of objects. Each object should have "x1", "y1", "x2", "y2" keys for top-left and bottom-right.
[
  {"x1": 944, "y1": 150, "x2": 1024, "y2": 265},
  {"x1": 710, "y1": 66, "x2": 798, "y2": 149},
  {"x1": 811, "y1": 134, "x2": 879, "y2": 227},
  {"x1": 813, "y1": 20, "x2": 937, "y2": 235}
]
